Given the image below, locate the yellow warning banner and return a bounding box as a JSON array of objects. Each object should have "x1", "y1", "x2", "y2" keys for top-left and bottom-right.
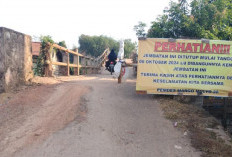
[{"x1": 136, "y1": 38, "x2": 232, "y2": 97}]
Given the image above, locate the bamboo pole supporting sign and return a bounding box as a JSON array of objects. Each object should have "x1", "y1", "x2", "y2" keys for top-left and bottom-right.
[
  {"x1": 118, "y1": 62, "x2": 126, "y2": 84},
  {"x1": 49, "y1": 43, "x2": 83, "y2": 56},
  {"x1": 118, "y1": 66, "x2": 122, "y2": 83}
]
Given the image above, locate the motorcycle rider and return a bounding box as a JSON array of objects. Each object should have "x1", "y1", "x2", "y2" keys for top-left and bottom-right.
[{"x1": 105, "y1": 49, "x2": 117, "y2": 69}]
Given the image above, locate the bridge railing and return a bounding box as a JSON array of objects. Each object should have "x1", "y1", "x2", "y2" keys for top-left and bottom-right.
[{"x1": 44, "y1": 43, "x2": 109, "y2": 77}]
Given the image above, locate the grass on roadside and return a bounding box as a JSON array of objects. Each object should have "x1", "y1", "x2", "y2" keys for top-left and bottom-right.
[{"x1": 157, "y1": 96, "x2": 232, "y2": 157}]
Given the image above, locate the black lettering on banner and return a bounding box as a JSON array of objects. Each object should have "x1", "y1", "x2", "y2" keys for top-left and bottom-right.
[
  {"x1": 139, "y1": 60, "x2": 144, "y2": 63},
  {"x1": 200, "y1": 68, "x2": 207, "y2": 72},
  {"x1": 170, "y1": 55, "x2": 176, "y2": 58},
  {"x1": 227, "y1": 76, "x2": 232, "y2": 80}
]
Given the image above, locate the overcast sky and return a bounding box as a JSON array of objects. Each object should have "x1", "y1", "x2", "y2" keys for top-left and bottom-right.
[{"x1": 0, "y1": 0, "x2": 172, "y2": 48}]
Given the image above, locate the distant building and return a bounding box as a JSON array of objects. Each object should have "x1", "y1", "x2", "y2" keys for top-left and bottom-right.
[{"x1": 32, "y1": 42, "x2": 41, "y2": 63}]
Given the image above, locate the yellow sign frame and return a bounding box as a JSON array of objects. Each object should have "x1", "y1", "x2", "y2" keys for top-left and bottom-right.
[{"x1": 136, "y1": 38, "x2": 232, "y2": 97}]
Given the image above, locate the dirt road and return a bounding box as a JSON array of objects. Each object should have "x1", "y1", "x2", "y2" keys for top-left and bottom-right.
[{"x1": 0, "y1": 69, "x2": 201, "y2": 157}]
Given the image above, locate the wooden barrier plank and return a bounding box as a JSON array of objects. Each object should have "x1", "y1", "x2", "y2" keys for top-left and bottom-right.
[
  {"x1": 48, "y1": 43, "x2": 83, "y2": 57},
  {"x1": 69, "y1": 64, "x2": 91, "y2": 68},
  {"x1": 69, "y1": 64, "x2": 78, "y2": 68},
  {"x1": 52, "y1": 61, "x2": 67, "y2": 66},
  {"x1": 52, "y1": 60, "x2": 105, "y2": 68}
]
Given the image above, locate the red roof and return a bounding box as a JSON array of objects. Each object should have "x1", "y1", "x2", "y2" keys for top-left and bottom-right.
[{"x1": 32, "y1": 42, "x2": 41, "y2": 56}]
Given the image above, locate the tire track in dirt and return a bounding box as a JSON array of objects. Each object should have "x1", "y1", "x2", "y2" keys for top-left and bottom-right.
[
  {"x1": 14, "y1": 73, "x2": 201, "y2": 157},
  {"x1": 0, "y1": 82, "x2": 89, "y2": 157}
]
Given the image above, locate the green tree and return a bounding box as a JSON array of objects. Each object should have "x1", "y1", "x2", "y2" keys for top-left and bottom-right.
[
  {"x1": 147, "y1": 0, "x2": 232, "y2": 40},
  {"x1": 124, "y1": 39, "x2": 136, "y2": 58},
  {"x1": 78, "y1": 35, "x2": 119, "y2": 57},
  {"x1": 147, "y1": 1, "x2": 191, "y2": 38},
  {"x1": 179, "y1": 0, "x2": 189, "y2": 14},
  {"x1": 133, "y1": 21, "x2": 147, "y2": 38},
  {"x1": 57, "y1": 40, "x2": 67, "y2": 48},
  {"x1": 78, "y1": 35, "x2": 136, "y2": 58}
]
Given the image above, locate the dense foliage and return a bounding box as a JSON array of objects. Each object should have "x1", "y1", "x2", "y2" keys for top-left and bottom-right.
[
  {"x1": 133, "y1": 21, "x2": 147, "y2": 38},
  {"x1": 34, "y1": 35, "x2": 54, "y2": 76},
  {"x1": 124, "y1": 39, "x2": 137, "y2": 58},
  {"x1": 147, "y1": 0, "x2": 232, "y2": 40},
  {"x1": 78, "y1": 34, "x2": 136, "y2": 58},
  {"x1": 34, "y1": 36, "x2": 72, "y2": 76},
  {"x1": 78, "y1": 35, "x2": 119, "y2": 57}
]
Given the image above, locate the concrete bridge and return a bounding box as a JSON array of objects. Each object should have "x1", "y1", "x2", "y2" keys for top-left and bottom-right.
[{"x1": 0, "y1": 27, "x2": 109, "y2": 93}]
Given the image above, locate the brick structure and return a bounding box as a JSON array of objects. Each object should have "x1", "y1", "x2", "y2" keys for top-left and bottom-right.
[
  {"x1": 0, "y1": 27, "x2": 33, "y2": 92},
  {"x1": 32, "y1": 42, "x2": 41, "y2": 56}
]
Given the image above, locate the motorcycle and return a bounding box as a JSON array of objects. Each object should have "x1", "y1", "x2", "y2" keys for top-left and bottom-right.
[{"x1": 106, "y1": 61, "x2": 116, "y2": 75}]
